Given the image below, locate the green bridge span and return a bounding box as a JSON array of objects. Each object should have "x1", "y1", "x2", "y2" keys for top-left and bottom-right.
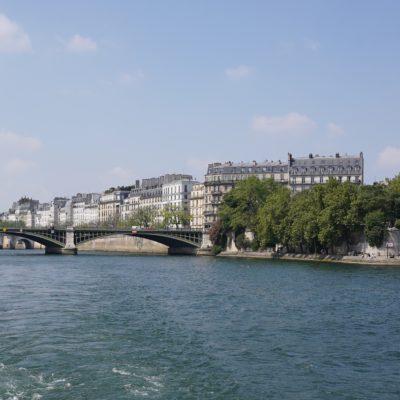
[{"x1": 1, "y1": 227, "x2": 204, "y2": 255}]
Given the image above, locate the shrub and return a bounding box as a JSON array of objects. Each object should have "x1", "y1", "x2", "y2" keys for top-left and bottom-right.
[
  {"x1": 235, "y1": 233, "x2": 245, "y2": 249},
  {"x1": 212, "y1": 245, "x2": 222, "y2": 255}
]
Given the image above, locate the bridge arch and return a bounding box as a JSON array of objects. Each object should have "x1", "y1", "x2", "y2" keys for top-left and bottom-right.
[
  {"x1": 2, "y1": 230, "x2": 65, "y2": 249},
  {"x1": 74, "y1": 229, "x2": 202, "y2": 255},
  {"x1": 16, "y1": 238, "x2": 34, "y2": 249}
]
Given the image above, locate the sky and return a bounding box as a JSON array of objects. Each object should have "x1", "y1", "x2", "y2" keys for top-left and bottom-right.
[{"x1": 1, "y1": 0, "x2": 400, "y2": 210}]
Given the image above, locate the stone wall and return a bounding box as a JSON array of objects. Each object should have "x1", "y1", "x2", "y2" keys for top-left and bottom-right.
[{"x1": 78, "y1": 235, "x2": 168, "y2": 254}]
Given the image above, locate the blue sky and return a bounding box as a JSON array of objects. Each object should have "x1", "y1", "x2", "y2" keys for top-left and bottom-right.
[{"x1": 1, "y1": 0, "x2": 400, "y2": 210}]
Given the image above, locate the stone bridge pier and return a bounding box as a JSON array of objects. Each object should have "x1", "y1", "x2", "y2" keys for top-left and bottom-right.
[
  {"x1": 0, "y1": 235, "x2": 17, "y2": 249},
  {"x1": 45, "y1": 228, "x2": 77, "y2": 255}
]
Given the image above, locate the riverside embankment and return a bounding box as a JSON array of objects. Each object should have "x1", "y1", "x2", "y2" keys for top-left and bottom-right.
[{"x1": 219, "y1": 250, "x2": 400, "y2": 266}]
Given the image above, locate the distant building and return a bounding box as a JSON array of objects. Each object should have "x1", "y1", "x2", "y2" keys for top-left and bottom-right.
[
  {"x1": 190, "y1": 184, "x2": 205, "y2": 230},
  {"x1": 59, "y1": 200, "x2": 72, "y2": 227},
  {"x1": 288, "y1": 152, "x2": 364, "y2": 192},
  {"x1": 8, "y1": 197, "x2": 39, "y2": 227},
  {"x1": 121, "y1": 192, "x2": 141, "y2": 221},
  {"x1": 99, "y1": 191, "x2": 130, "y2": 224},
  {"x1": 203, "y1": 160, "x2": 288, "y2": 229},
  {"x1": 33, "y1": 197, "x2": 69, "y2": 227},
  {"x1": 71, "y1": 193, "x2": 101, "y2": 227},
  {"x1": 120, "y1": 174, "x2": 196, "y2": 226},
  {"x1": 162, "y1": 178, "x2": 198, "y2": 228}
]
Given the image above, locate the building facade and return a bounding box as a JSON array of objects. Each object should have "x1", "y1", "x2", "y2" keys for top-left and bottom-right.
[
  {"x1": 203, "y1": 160, "x2": 289, "y2": 229},
  {"x1": 99, "y1": 191, "x2": 130, "y2": 224},
  {"x1": 288, "y1": 152, "x2": 364, "y2": 192},
  {"x1": 120, "y1": 174, "x2": 196, "y2": 226},
  {"x1": 190, "y1": 183, "x2": 205, "y2": 229}
]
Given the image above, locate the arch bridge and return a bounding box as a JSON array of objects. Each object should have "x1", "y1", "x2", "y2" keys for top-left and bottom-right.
[{"x1": 1, "y1": 227, "x2": 203, "y2": 255}]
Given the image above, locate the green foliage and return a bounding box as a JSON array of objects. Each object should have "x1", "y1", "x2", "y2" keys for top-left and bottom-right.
[
  {"x1": 127, "y1": 207, "x2": 157, "y2": 228},
  {"x1": 364, "y1": 210, "x2": 386, "y2": 248},
  {"x1": 161, "y1": 205, "x2": 191, "y2": 228},
  {"x1": 250, "y1": 238, "x2": 260, "y2": 251},
  {"x1": 0, "y1": 220, "x2": 26, "y2": 228},
  {"x1": 211, "y1": 245, "x2": 222, "y2": 255},
  {"x1": 216, "y1": 173, "x2": 400, "y2": 255},
  {"x1": 235, "y1": 233, "x2": 252, "y2": 250},
  {"x1": 385, "y1": 175, "x2": 400, "y2": 225},
  {"x1": 317, "y1": 180, "x2": 360, "y2": 251},
  {"x1": 219, "y1": 177, "x2": 279, "y2": 232},
  {"x1": 256, "y1": 186, "x2": 291, "y2": 248}
]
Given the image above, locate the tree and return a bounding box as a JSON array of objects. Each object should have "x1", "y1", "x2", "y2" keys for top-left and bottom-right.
[
  {"x1": 130, "y1": 207, "x2": 157, "y2": 228},
  {"x1": 219, "y1": 177, "x2": 279, "y2": 233},
  {"x1": 161, "y1": 205, "x2": 191, "y2": 228},
  {"x1": 286, "y1": 192, "x2": 316, "y2": 253},
  {"x1": 364, "y1": 210, "x2": 386, "y2": 248},
  {"x1": 256, "y1": 186, "x2": 291, "y2": 248},
  {"x1": 386, "y1": 175, "x2": 400, "y2": 225},
  {"x1": 317, "y1": 180, "x2": 360, "y2": 252}
]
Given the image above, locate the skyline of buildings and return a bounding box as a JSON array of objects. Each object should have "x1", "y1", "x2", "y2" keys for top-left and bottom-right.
[{"x1": 1, "y1": 152, "x2": 365, "y2": 231}]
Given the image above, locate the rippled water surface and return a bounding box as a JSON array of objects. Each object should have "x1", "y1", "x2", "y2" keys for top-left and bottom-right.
[{"x1": 0, "y1": 250, "x2": 399, "y2": 399}]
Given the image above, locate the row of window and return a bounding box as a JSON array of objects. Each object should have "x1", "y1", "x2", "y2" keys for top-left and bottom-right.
[
  {"x1": 205, "y1": 173, "x2": 287, "y2": 183},
  {"x1": 209, "y1": 166, "x2": 286, "y2": 175},
  {"x1": 290, "y1": 176, "x2": 361, "y2": 184},
  {"x1": 291, "y1": 165, "x2": 361, "y2": 174}
]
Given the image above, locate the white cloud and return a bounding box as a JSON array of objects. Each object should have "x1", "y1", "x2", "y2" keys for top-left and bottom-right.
[
  {"x1": 225, "y1": 65, "x2": 253, "y2": 80},
  {"x1": 0, "y1": 14, "x2": 32, "y2": 53},
  {"x1": 377, "y1": 147, "x2": 400, "y2": 172},
  {"x1": 66, "y1": 34, "x2": 97, "y2": 53},
  {"x1": 5, "y1": 158, "x2": 35, "y2": 175},
  {"x1": 305, "y1": 39, "x2": 320, "y2": 51},
  {"x1": 252, "y1": 112, "x2": 317, "y2": 136},
  {"x1": 0, "y1": 131, "x2": 42, "y2": 151},
  {"x1": 327, "y1": 122, "x2": 344, "y2": 137},
  {"x1": 117, "y1": 70, "x2": 145, "y2": 85}
]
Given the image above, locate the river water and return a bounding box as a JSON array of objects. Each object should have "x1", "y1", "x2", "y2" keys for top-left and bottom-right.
[{"x1": 0, "y1": 250, "x2": 399, "y2": 399}]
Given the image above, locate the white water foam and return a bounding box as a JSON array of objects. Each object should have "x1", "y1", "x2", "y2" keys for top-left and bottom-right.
[
  {"x1": 124, "y1": 384, "x2": 151, "y2": 397},
  {"x1": 112, "y1": 367, "x2": 131, "y2": 376}
]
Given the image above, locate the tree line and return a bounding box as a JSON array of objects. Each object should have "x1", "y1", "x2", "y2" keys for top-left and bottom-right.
[{"x1": 210, "y1": 175, "x2": 400, "y2": 254}]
